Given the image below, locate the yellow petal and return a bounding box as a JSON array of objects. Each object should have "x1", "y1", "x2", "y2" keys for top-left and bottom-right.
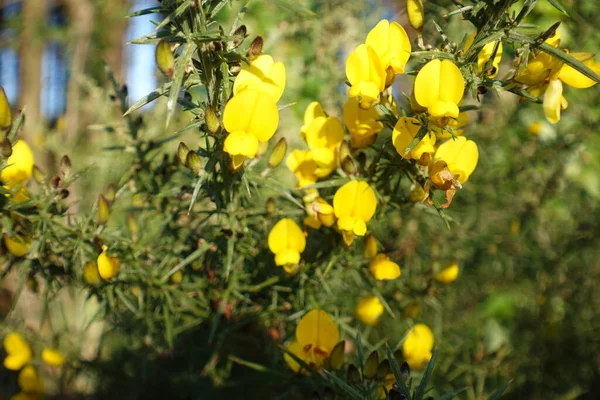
[
  {"x1": 355, "y1": 296, "x2": 383, "y2": 326},
  {"x1": 407, "y1": 0, "x2": 424, "y2": 32},
  {"x1": 464, "y1": 33, "x2": 503, "y2": 77},
  {"x1": 415, "y1": 59, "x2": 464, "y2": 118},
  {"x1": 18, "y1": 365, "x2": 43, "y2": 393},
  {"x1": 1, "y1": 140, "x2": 34, "y2": 189},
  {"x1": 363, "y1": 233, "x2": 378, "y2": 259},
  {"x1": 543, "y1": 78, "x2": 563, "y2": 124},
  {"x1": 3, "y1": 234, "x2": 31, "y2": 257},
  {"x1": 365, "y1": 20, "x2": 411, "y2": 74},
  {"x1": 369, "y1": 253, "x2": 401, "y2": 280},
  {"x1": 392, "y1": 117, "x2": 421, "y2": 158},
  {"x1": 223, "y1": 131, "x2": 259, "y2": 158},
  {"x1": 3, "y1": 332, "x2": 32, "y2": 371},
  {"x1": 333, "y1": 181, "x2": 377, "y2": 226},
  {"x1": 296, "y1": 309, "x2": 339, "y2": 353},
  {"x1": 223, "y1": 90, "x2": 279, "y2": 142},
  {"x1": 403, "y1": 323, "x2": 434, "y2": 370},
  {"x1": 97, "y1": 247, "x2": 120, "y2": 280},
  {"x1": 346, "y1": 44, "x2": 385, "y2": 108},
  {"x1": 283, "y1": 340, "x2": 305, "y2": 373},
  {"x1": 558, "y1": 55, "x2": 600, "y2": 89},
  {"x1": 233, "y1": 54, "x2": 286, "y2": 102},
  {"x1": 305, "y1": 116, "x2": 344, "y2": 150},
  {"x1": 434, "y1": 137, "x2": 479, "y2": 183},
  {"x1": 301, "y1": 102, "x2": 326, "y2": 141},
  {"x1": 435, "y1": 262, "x2": 459, "y2": 284},
  {"x1": 42, "y1": 348, "x2": 65, "y2": 366},
  {"x1": 268, "y1": 218, "x2": 306, "y2": 264}
]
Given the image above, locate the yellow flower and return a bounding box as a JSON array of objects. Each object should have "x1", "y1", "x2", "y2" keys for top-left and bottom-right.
[
  {"x1": 434, "y1": 137, "x2": 479, "y2": 184},
  {"x1": 223, "y1": 89, "x2": 279, "y2": 168},
  {"x1": 558, "y1": 54, "x2": 600, "y2": 89},
  {"x1": 346, "y1": 44, "x2": 386, "y2": 109},
  {"x1": 343, "y1": 97, "x2": 383, "y2": 149},
  {"x1": 543, "y1": 79, "x2": 566, "y2": 124},
  {"x1": 407, "y1": 0, "x2": 424, "y2": 32},
  {"x1": 304, "y1": 196, "x2": 336, "y2": 229},
  {"x1": 464, "y1": 33, "x2": 503, "y2": 77},
  {"x1": 333, "y1": 181, "x2": 377, "y2": 245},
  {"x1": 392, "y1": 117, "x2": 436, "y2": 163},
  {"x1": 300, "y1": 101, "x2": 326, "y2": 142},
  {"x1": 97, "y1": 246, "x2": 120, "y2": 280},
  {"x1": 433, "y1": 111, "x2": 469, "y2": 139},
  {"x1": 233, "y1": 54, "x2": 286, "y2": 102},
  {"x1": 435, "y1": 262, "x2": 459, "y2": 284},
  {"x1": 365, "y1": 19, "x2": 411, "y2": 75},
  {"x1": 268, "y1": 218, "x2": 306, "y2": 268},
  {"x1": 304, "y1": 115, "x2": 344, "y2": 177},
  {"x1": 42, "y1": 348, "x2": 65, "y2": 367},
  {"x1": 83, "y1": 261, "x2": 102, "y2": 285},
  {"x1": 2, "y1": 140, "x2": 34, "y2": 200},
  {"x1": 3, "y1": 234, "x2": 31, "y2": 257},
  {"x1": 18, "y1": 365, "x2": 44, "y2": 394},
  {"x1": 403, "y1": 323, "x2": 434, "y2": 370},
  {"x1": 1, "y1": 86, "x2": 12, "y2": 129},
  {"x1": 355, "y1": 295, "x2": 384, "y2": 326},
  {"x1": 286, "y1": 150, "x2": 318, "y2": 187},
  {"x1": 363, "y1": 233, "x2": 378, "y2": 259},
  {"x1": 414, "y1": 59, "x2": 464, "y2": 118},
  {"x1": 369, "y1": 253, "x2": 401, "y2": 281},
  {"x1": 3, "y1": 332, "x2": 32, "y2": 370},
  {"x1": 284, "y1": 309, "x2": 339, "y2": 373}
]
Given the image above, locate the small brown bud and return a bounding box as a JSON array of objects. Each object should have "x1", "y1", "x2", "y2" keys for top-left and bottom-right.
[
  {"x1": 247, "y1": 36, "x2": 263, "y2": 59},
  {"x1": 1, "y1": 137, "x2": 12, "y2": 158},
  {"x1": 205, "y1": 105, "x2": 221, "y2": 135},
  {"x1": 185, "y1": 151, "x2": 202, "y2": 174},
  {"x1": 50, "y1": 175, "x2": 62, "y2": 189},
  {"x1": 60, "y1": 155, "x2": 72, "y2": 178}
]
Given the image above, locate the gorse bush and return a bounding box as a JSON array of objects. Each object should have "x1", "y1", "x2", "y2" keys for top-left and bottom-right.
[{"x1": 1, "y1": 0, "x2": 599, "y2": 399}]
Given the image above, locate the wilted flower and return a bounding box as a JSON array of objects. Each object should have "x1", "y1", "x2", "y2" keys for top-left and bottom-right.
[
  {"x1": 42, "y1": 348, "x2": 65, "y2": 367},
  {"x1": 268, "y1": 218, "x2": 306, "y2": 272},
  {"x1": 464, "y1": 33, "x2": 503, "y2": 77},
  {"x1": 223, "y1": 89, "x2": 279, "y2": 169},
  {"x1": 3, "y1": 332, "x2": 32, "y2": 370},
  {"x1": 369, "y1": 253, "x2": 401, "y2": 281},
  {"x1": 434, "y1": 136, "x2": 479, "y2": 184},
  {"x1": 3, "y1": 234, "x2": 31, "y2": 257},
  {"x1": 18, "y1": 365, "x2": 44, "y2": 394},
  {"x1": 432, "y1": 111, "x2": 469, "y2": 139},
  {"x1": 233, "y1": 54, "x2": 286, "y2": 102},
  {"x1": 333, "y1": 180, "x2": 377, "y2": 245},
  {"x1": 97, "y1": 246, "x2": 120, "y2": 280},
  {"x1": 356, "y1": 295, "x2": 384, "y2": 326},
  {"x1": 365, "y1": 19, "x2": 411, "y2": 75},
  {"x1": 435, "y1": 262, "x2": 459, "y2": 284},
  {"x1": 346, "y1": 44, "x2": 386, "y2": 109},
  {"x1": 414, "y1": 59, "x2": 464, "y2": 118},
  {"x1": 343, "y1": 97, "x2": 383, "y2": 149},
  {"x1": 284, "y1": 309, "x2": 339, "y2": 372},
  {"x1": 402, "y1": 323, "x2": 434, "y2": 370}
]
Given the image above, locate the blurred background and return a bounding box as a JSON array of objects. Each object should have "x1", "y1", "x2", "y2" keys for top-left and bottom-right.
[{"x1": 1, "y1": 0, "x2": 600, "y2": 399}]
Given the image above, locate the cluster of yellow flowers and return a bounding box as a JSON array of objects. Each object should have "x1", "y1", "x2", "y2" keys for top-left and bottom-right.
[
  {"x1": 2, "y1": 332, "x2": 65, "y2": 400},
  {"x1": 222, "y1": 54, "x2": 286, "y2": 169}
]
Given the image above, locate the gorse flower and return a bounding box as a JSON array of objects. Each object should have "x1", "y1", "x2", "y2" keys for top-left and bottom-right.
[
  {"x1": 369, "y1": 253, "x2": 401, "y2": 281},
  {"x1": 300, "y1": 101, "x2": 326, "y2": 141},
  {"x1": 303, "y1": 114, "x2": 344, "y2": 177},
  {"x1": 403, "y1": 323, "x2": 434, "y2": 370},
  {"x1": 233, "y1": 54, "x2": 286, "y2": 102},
  {"x1": 284, "y1": 309, "x2": 339, "y2": 373},
  {"x1": 365, "y1": 19, "x2": 411, "y2": 75},
  {"x1": 268, "y1": 218, "x2": 306, "y2": 272},
  {"x1": 343, "y1": 97, "x2": 383, "y2": 149},
  {"x1": 3, "y1": 332, "x2": 32, "y2": 370},
  {"x1": 346, "y1": 44, "x2": 386, "y2": 109},
  {"x1": 355, "y1": 295, "x2": 384, "y2": 326},
  {"x1": 392, "y1": 117, "x2": 436, "y2": 164},
  {"x1": 83, "y1": 261, "x2": 102, "y2": 285},
  {"x1": 435, "y1": 262, "x2": 459, "y2": 284},
  {"x1": 42, "y1": 348, "x2": 65, "y2": 366},
  {"x1": 3, "y1": 234, "x2": 31, "y2": 257},
  {"x1": 2, "y1": 140, "x2": 34, "y2": 202},
  {"x1": 464, "y1": 33, "x2": 503, "y2": 78},
  {"x1": 434, "y1": 136, "x2": 479, "y2": 184},
  {"x1": 333, "y1": 180, "x2": 377, "y2": 246},
  {"x1": 363, "y1": 233, "x2": 378, "y2": 259},
  {"x1": 97, "y1": 246, "x2": 120, "y2": 280},
  {"x1": 304, "y1": 196, "x2": 336, "y2": 230},
  {"x1": 414, "y1": 59, "x2": 465, "y2": 119},
  {"x1": 18, "y1": 365, "x2": 44, "y2": 394},
  {"x1": 286, "y1": 149, "x2": 319, "y2": 187}
]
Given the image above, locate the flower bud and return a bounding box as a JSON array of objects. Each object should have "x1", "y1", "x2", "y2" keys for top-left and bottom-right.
[
  {"x1": 60, "y1": 155, "x2": 72, "y2": 178},
  {"x1": 96, "y1": 194, "x2": 110, "y2": 225},
  {"x1": 205, "y1": 105, "x2": 221, "y2": 135},
  {"x1": 407, "y1": 0, "x2": 424, "y2": 32},
  {"x1": 171, "y1": 271, "x2": 183, "y2": 284},
  {"x1": 155, "y1": 39, "x2": 175, "y2": 78},
  {"x1": 97, "y1": 246, "x2": 120, "y2": 280},
  {"x1": 265, "y1": 197, "x2": 276, "y2": 216},
  {"x1": 105, "y1": 184, "x2": 117, "y2": 204},
  {"x1": 347, "y1": 363, "x2": 362, "y2": 384},
  {"x1": 428, "y1": 160, "x2": 454, "y2": 191},
  {"x1": 329, "y1": 340, "x2": 345, "y2": 370},
  {"x1": 83, "y1": 261, "x2": 101, "y2": 285},
  {"x1": 341, "y1": 156, "x2": 356, "y2": 175},
  {"x1": 232, "y1": 25, "x2": 247, "y2": 48},
  {"x1": 376, "y1": 359, "x2": 391, "y2": 380},
  {"x1": 177, "y1": 142, "x2": 190, "y2": 164},
  {"x1": 127, "y1": 213, "x2": 138, "y2": 241},
  {"x1": 1, "y1": 137, "x2": 12, "y2": 158},
  {"x1": 363, "y1": 233, "x2": 378, "y2": 259},
  {"x1": 0, "y1": 86, "x2": 12, "y2": 130},
  {"x1": 364, "y1": 351, "x2": 379, "y2": 379},
  {"x1": 247, "y1": 36, "x2": 264, "y2": 59},
  {"x1": 268, "y1": 138, "x2": 287, "y2": 168},
  {"x1": 185, "y1": 151, "x2": 202, "y2": 174},
  {"x1": 32, "y1": 166, "x2": 45, "y2": 184}
]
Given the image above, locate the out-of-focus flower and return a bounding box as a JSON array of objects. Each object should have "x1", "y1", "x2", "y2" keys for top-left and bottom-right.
[
  {"x1": 363, "y1": 233, "x2": 378, "y2": 259},
  {"x1": 233, "y1": 54, "x2": 286, "y2": 102},
  {"x1": 369, "y1": 254, "x2": 401, "y2": 280},
  {"x1": 83, "y1": 261, "x2": 101, "y2": 285},
  {"x1": 97, "y1": 246, "x2": 120, "y2": 280},
  {"x1": 403, "y1": 323, "x2": 434, "y2": 370},
  {"x1": 343, "y1": 97, "x2": 383, "y2": 149},
  {"x1": 304, "y1": 115, "x2": 344, "y2": 177},
  {"x1": 464, "y1": 33, "x2": 503, "y2": 77},
  {"x1": 333, "y1": 181, "x2": 377, "y2": 246},
  {"x1": 18, "y1": 365, "x2": 44, "y2": 394},
  {"x1": 286, "y1": 150, "x2": 319, "y2": 187},
  {"x1": 3, "y1": 234, "x2": 31, "y2": 257},
  {"x1": 435, "y1": 262, "x2": 459, "y2": 284},
  {"x1": 414, "y1": 59, "x2": 464, "y2": 118},
  {"x1": 223, "y1": 89, "x2": 279, "y2": 169},
  {"x1": 3, "y1": 332, "x2": 32, "y2": 370},
  {"x1": 365, "y1": 19, "x2": 411, "y2": 75},
  {"x1": 42, "y1": 348, "x2": 65, "y2": 367},
  {"x1": 2, "y1": 140, "x2": 34, "y2": 201},
  {"x1": 268, "y1": 218, "x2": 306, "y2": 271},
  {"x1": 284, "y1": 309, "x2": 339, "y2": 373},
  {"x1": 434, "y1": 137, "x2": 479, "y2": 184},
  {"x1": 346, "y1": 44, "x2": 386, "y2": 109},
  {"x1": 407, "y1": 0, "x2": 424, "y2": 32},
  {"x1": 356, "y1": 295, "x2": 384, "y2": 326},
  {"x1": 300, "y1": 102, "x2": 326, "y2": 142}
]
